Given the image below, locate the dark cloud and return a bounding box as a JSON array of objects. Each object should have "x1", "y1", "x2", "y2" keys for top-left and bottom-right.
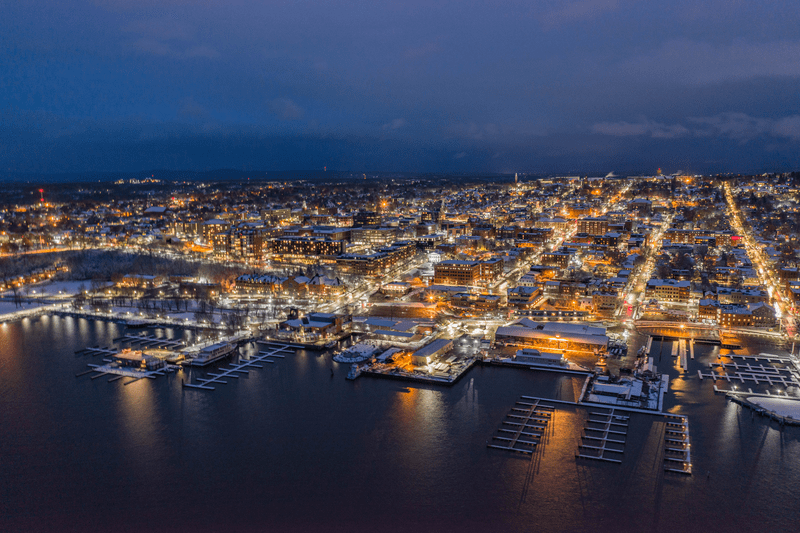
[
  {"x1": 592, "y1": 113, "x2": 800, "y2": 143},
  {"x1": 1, "y1": 0, "x2": 800, "y2": 176}
]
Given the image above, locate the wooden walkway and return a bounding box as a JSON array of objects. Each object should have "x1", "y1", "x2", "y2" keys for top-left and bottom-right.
[
  {"x1": 487, "y1": 398, "x2": 555, "y2": 454},
  {"x1": 183, "y1": 344, "x2": 294, "y2": 391}
]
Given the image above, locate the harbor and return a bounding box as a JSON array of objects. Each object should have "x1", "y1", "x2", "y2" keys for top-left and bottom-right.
[
  {"x1": 183, "y1": 342, "x2": 295, "y2": 390},
  {"x1": 577, "y1": 408, "x2": 628, "y2": 463},
  {"x1": 487, "y1": 397, "x2": 554, "y2": 454},
  {"x1": 4, "y1": 314, "x2": 800, "y2": 532}
]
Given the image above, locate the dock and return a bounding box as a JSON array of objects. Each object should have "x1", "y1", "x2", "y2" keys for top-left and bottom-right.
[
  {"x1": 79, "y1": 363, "x2": 174, "y2": 384},
  {"x1": 120, "y1": 333, "x2": 185, "y2": 349},
  {"x1": 487, "y1": 398, "x2": 555, "y2": 454},
  {"x1": 698, "y1": 362, "x2": 797, "y2": 387},
  {"x1": 576, "y1": 408, "x2": 627, "y2": 464},
  {"x1": 182, "y1": 344, "x2": 295, "y2": 390},
  {"x1": 80, "y1": 346, "x2": 118, "y2": 357},
  {"x1": 679, "y1": 339, "x2": 688, "y2": 372},
  {"x1": 663, "y1": 415, "x2": 692, "y2": 475},
  {"x1": 724, "y1": 352, "x2": 792, "y2": 363}
]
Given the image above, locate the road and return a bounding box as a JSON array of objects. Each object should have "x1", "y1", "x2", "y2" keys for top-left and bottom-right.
[
  {"x1": 723, "y1": 182, "x2": 796, "y2": 338},
  {"x1": 616, "y1": 212, "x2": 673, "y2": 321}
]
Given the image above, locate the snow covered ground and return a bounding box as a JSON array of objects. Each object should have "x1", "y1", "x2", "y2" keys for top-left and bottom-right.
[
  {"x1": 1, "y1": 280, "x2": 112, "y2": 297},
  {"x1": 0, "y1": 300, "x2": 49, "y2": 316},
  {"x1": 749, "y1": 397, "x2": 800, "y2": 420}
]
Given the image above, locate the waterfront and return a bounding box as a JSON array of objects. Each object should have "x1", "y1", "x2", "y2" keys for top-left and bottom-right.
[{"x1": 3, "y1": 315, "x2": 800, "y2": 532}]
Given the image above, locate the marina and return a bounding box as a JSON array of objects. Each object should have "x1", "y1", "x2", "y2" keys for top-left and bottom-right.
[
  {"x1": 663, "y1": 415, "x2": 692, "y2": 475},
  {"x1": 577, "y1": 408, "x2": 628, "y2": 464},
  {"x1": 487, "y1": 397, "x2": 554, "y2": 454},
  {"x1": 4, "y1": 315, "x2": 800, "y2": 532},
  {"x1": 182, "y1": 343, "x2": 295, "y2": 390},
  {"x1": 116, "y1": 333, "x2": 186, "y2": 349},
  {"x1": 698, "y1": 361, "x2": 798, "y2": 387}
]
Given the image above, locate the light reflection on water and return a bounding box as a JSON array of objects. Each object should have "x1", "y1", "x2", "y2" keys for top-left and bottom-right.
[{"x1": 2, "y1": 318, "x2": 800, "y2": 532}]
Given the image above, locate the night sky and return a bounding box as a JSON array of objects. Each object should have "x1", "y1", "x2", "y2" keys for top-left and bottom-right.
[{"x1": 3, "y1": 0, "x2": 800, "y2": 175}]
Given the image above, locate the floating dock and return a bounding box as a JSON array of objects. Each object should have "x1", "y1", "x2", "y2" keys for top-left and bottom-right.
[
  {"x1": 576, "y1": 408, "x2": 628, "y2": 464},
  {"x1": 679, "y1": 339, "x2": 688, "y2": 372},
  {"x1": 79, "y1": 363, "x2": 174, "y2": 385},
  {"x1": 663, "y1": 415, "x2": 692, "y2": 475},
  {"x1": 487, "y1": 398, "x2": 555, "y2": 454},
  {"x1": 182, "y1": 344, "x2": 294, "y2": 390},
  {"x1": 120, "y1": 333, "x2": 185, "y2": 349},
  {"x1": 697, "y1": 353, "x2": 799, "y2": 388},
  {"x1": 79, "y1": 346, "x2": 118, "y2": 357}
]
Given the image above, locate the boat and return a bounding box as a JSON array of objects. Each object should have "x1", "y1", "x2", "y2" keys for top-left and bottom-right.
[
  {"x1": 126, "y1": 319, "x2": 148, "y2": 328},
  {"x1": 333, "y1": 343, "x2": 380, "y2": 363},
  {"x1": 187, "y1": 342, "x2": 237, "y2": 366}
]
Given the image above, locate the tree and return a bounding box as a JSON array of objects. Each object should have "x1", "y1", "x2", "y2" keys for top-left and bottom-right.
[{"x1": 11, "y1": 285, "x2": 21, "y2": 309}]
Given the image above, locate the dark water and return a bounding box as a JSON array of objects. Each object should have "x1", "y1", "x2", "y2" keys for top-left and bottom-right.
[{"x1": 2, "y1": 316, "x2": 800, "y2": 532}]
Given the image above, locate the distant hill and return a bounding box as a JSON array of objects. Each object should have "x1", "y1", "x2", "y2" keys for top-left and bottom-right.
[{"x1": 0, "y1": 169, "x2": 539, "y2": 184}]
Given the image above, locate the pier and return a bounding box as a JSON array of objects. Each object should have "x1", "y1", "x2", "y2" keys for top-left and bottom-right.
[
  {"x1": 576, "y1": 408, "x2": 627, "y2": 464},
  {"x1": 663, "y1": 415, "x2": 692, "y2": 475},
  {"x1": 726, "y1": 352, "x2": 792, "y2": 363},
  {"x1": 698, "y1": 359, "x2": 798, "y2": 387},
  {"x1": 78, "y1": 346, "x2": 118, "y2": 357},
  {"x1": 678, "y1": 339, "x2": 688, "y2": 372},
  {"x1": 118, "y1": 333, "x2": 185, "y2": 349},
  {"x1": 79, "y1": 362, "x2": 174, "y2": 385},
  {"x1": 487, "y1": 398, "x2": 555, "y2": 454},
  {"x1": 182, "y1": 344, "x2": 294, "y2": 390},
  {"x1": 697, "y1": 370, "x2": 796, "y2": 387}
]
